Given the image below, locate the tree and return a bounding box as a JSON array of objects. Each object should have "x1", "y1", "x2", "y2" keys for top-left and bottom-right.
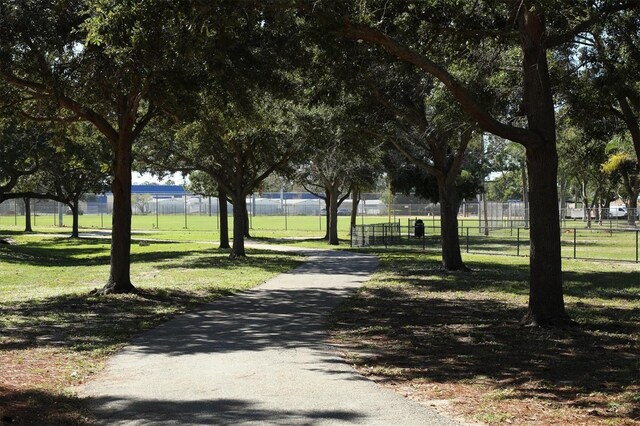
[
  {"x1": 561, "y1": 9, "x2": 640, "y2": 225},
  {"x1": 336, "y1": 0, "x2": 638, "y2": 326},
  {"x1": 294, "y1": 94, "x2": 380, "y2": 245},
  {"x1": 187, "y1": 171, "x2": 230, "y2": 250},
  {"x1": 369, "y1": 60, "x2": 482, "y2": 270},
  {"x1": 0, "y1": 119, "x2": 44, "y2": 202},
  {"x1": 142, "y1": 92, "x2": 301, "y2": 257},
  {"x1": 602, "y1": 135, "x2": 640, "y2": 226},
  {"x1": 1, "y1": 1, "x2": 214, "y2": 293},
  {"x1": 44, "y1": 125, "x2": 111, "y2": 237},
  {"x1": 556, "y1": 118, "x2": 611, "y2": 228}
]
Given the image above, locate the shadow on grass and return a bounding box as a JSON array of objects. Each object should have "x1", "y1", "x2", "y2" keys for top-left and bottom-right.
[
  {"x1": 0, "y1": 288, "x2": 239, "y2": 353},
  {"x1": 329, "y1": 254, "x2": 640, "y2": 423},
  {"x1": 372, "y1": 250, "x2": 640, "y2": 301},
  {"x1": 156, "y1": 248, "x2": 304, "y2": 273},
  {"x1": 0, "y1": 385, "x2": 91, "y2": 425},
  {"x1": 0, "y1": 237, "x2": 185, "y2": 267},
  {"x1": 0, "y1": 237, "x2": 305, "y2": 270}
]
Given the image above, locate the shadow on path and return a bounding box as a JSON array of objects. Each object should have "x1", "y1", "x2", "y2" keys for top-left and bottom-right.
[{"x1": 86, "y1": 396, "x2": 366, "y2": 425}]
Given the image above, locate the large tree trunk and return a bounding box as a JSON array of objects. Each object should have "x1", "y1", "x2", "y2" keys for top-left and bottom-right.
[
  {"x1": 218, "y1": 190, "x2": 230, "y2": 249},
  {"x1": 438, "y1": 180, "x2": 467, "y2": 271},
  {"x1": 231, "y1": 195, "x2": 247, "y2": 257},
  {"x1": 70, "y1": 200, "x2": 80, "y2": 238},
  {"x1": 524, "y1": 144, "x2": 568, "y2": 325},
  {"x1": 23, "y1": 198, "x2": 32, "y2": 233},
  {"x1": 328, "y1": 186, "x2": 339, "y2": 245},
  {"x1": 100, "y1": 137, "x2": 136, "y2": 294},
  {"x1": 518, "y1": 6, "x2": 569, "y2": 325}
]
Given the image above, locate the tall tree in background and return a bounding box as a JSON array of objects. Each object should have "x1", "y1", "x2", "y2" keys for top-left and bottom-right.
[
  {"x1": 369, "y1": 60, "x2": 482, "y2": 270},
  {"x1": 0, "y1": 118, "x2": 45, "y2": 202},
  {"x1": 143, "y1": 93, "x2": 302, "y2": 257},
  {"x1": 562, "y1": 9, "x2": 640, "y2": 224},
  {"x1": 187, "y1": 171, "x2": 230, "y2": 250},
  {"x1": 295, "y1": 93, "x2": 380, "y2": 245},
  {"x1": 45, "y1": 125, "x2": 111, "y2": 237},
  {"x1": 602, "y1": 135, "x2": 640, "y2": 226}
]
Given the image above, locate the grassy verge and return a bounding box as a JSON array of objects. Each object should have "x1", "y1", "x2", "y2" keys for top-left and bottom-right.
[
  {"x1": 328, "y1": 251, "x2": 640, "y2": 425},
  {"x1": 0, "y1": 235, "x2": 302, "y2": 425}
]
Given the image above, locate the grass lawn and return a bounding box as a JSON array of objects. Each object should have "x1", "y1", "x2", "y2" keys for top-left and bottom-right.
[
  {"x1": 0, "y1": 234, "x2": 302, "y2": 425},
  {"x1": 328, "y1": 250, "x2": 640, "y2": 425}
]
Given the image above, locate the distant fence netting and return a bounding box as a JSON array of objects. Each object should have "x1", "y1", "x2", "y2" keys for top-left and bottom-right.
[
  {"x1": 351, "y1": 220, "x2": 432, "y2": 249},
  {"x1": 351, "y1": 221, "x2": 406, "y2": 248}
]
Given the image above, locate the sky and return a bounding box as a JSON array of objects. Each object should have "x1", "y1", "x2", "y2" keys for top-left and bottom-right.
[{"x1": 132, "y1": 172, "x2": 187, "y2": 185}]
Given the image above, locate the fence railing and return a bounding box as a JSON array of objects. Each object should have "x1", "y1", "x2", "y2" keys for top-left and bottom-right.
[{"x1": 351, "y1": 222, "x2": 640, "y2": 264}]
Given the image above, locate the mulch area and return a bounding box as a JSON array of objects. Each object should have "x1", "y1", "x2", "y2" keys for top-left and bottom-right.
[
  {"x1": 329, "y1": 284, "x2": 640, "y2": 425},
  {"x1": 0, "y1": 348, "x2": 97, "y2": 425}
]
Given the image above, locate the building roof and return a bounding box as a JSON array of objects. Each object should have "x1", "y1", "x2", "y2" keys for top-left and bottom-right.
[{"x1": 130, "y1": 185, "x2": 188, "y2": 195}]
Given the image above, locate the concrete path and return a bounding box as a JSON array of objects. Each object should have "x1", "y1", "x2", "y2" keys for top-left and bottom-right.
[{"x1": 81, "y1": 247, "x2": 461, "y2": 425}]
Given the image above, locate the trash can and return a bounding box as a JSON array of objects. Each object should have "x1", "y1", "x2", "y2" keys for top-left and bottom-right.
[{"x1": 414, "y1": 219, "x2": 424, "y2": 237}]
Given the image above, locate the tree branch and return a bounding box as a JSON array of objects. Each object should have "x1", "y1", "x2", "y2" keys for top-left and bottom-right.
[
  {"x1": 2, "y1": 72, "x2": 120, "y2": 146},
  {"x1": 341, "y1": 22, "x2": 540, "y2": 148},
  {"x1": 546, "y1": 2, "x2": 640, "y2": 48}
]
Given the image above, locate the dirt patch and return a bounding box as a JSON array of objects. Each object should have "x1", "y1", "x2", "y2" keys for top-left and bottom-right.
[{"x1": 0, "y1": 347, "x2": 98, "y2": 425}]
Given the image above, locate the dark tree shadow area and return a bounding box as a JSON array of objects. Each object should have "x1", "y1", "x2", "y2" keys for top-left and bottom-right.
[
  {"x1": 329, "y1": 253, "x2": 640, "y2": 423},
  {"x1": 0, "y1": 386, "x2": 92, "y2": 425}
]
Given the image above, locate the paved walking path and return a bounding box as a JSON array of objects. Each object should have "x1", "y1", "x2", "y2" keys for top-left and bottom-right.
[{"x1": 81, "y1": 246, "x2": 462, "y2": 425}]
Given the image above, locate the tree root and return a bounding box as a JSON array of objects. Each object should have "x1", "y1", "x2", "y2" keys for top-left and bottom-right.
[
  {"x1": 89, "y1": 282, "x2": 138, "y2": 296},
  {"x1": 520, "y1": 314, "x2": 579, "y2": 328}
]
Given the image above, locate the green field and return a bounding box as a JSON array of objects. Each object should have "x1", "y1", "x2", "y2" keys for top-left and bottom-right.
[
  {"x1": 1, "y1": 212, "x2": 638, "y2": 262},
  {"x1": 0, "y1": 212, "x2": 404, "y2": 240}
]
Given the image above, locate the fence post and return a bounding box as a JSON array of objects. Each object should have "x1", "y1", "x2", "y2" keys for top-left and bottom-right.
[
  {"x1": 184, "y1": 196, "x2": 188, "y2": 229},
  {"x1": 372, "y1": 225, "x2": 376, "y2": 246},
  {"x1": 517, "y1": 228, "x2": 520, "y2": 256},
  {"x1": 14, "y1": 199, "x2": 17, "y2": 226},
  {"x1": 609, "y1": 216, "x2": 612, "y2": 236},
  {"x1": 384, "y1": 224, "x2": 388, "y2": 248},
  {"x1": 466, "y1": 227, "x2": 469, "y2": 253},
  {"x1": 636, "y1": 230, "x2": 639, "y2": 263},
  {"x1": 573, "y1": 228, "x2": 577, "y2": 259}
]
